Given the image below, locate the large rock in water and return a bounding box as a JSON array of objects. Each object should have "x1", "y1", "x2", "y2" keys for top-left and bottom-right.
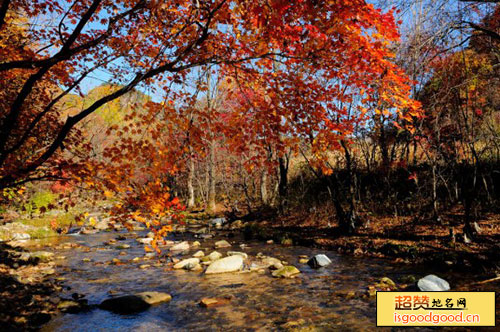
[
  {"x1": 417, "y1": 275, "x2": 450, "y2": 291},
  {"x1": 272, "y1": 265, "x2": 301, "y2": 278},
  {"x1": 307, "y1": 254, "x2": 332, "y2": 268},
  {"x1": 100, "y1": 292, "x2": 171, "y2": 314},
  {"x1": 205, "y1": 255, "x2": 244, "y2": 274},
  {"x1": 227, "y1": 251, "x2": 248, "y2": 259},
  {"x1": 193, "y1": 250, "x2": 205, "y2": 258},
  {"x1": 170, "y1": 241, "x2": 190, "y2": 251},
  {"x1": 260, "y1": 257, "x2": 284, "y2": 270},
  {"x1": 204, "y1": 251, "x2": 222, "y2": 262},
  {"x1": 174, "y1": 258, "x2": 200, "y2": 270}
]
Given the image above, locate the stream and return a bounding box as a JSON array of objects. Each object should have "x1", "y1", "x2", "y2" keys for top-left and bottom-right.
[{"x1": 24, "y1": 227, "x2": 495, "y2": 331}]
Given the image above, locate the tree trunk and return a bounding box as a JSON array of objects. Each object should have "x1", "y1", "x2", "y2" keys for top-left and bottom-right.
[
  {"x1": 260, "y1": 170, "x2": 268, "y2": 205},
  {"x1": 379, "y1": 125, "x2": 390, "y2": 168},
  {"x1": 278, "y1": 156, "x2": 288, "y2": 214},
  {"x1": 207, "y1": 139, "x2": 216, "y2": 213},
  {"x1": 341, "y1": 139, "x2": 359, "y2": 229},
  {"x1": 187, "y1": 153, "x2": 195, "y2": 208},
  {"x1": 432, "y1": 163, "x2": 439, "y2": 221},
  {"x1": 326, "y1": 175, "x2": 352, "y2": 233}
]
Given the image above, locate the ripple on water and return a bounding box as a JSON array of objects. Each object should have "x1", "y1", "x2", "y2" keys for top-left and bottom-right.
[{"x1": 35, "y1": 232, "x2": 496, "y2": 331}]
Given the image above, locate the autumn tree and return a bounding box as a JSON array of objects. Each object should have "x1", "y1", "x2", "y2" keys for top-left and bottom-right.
[
  {"x1": 1, "y1": 0, "x2": 420, "y2": 236},
  {"x1": 416, "y1": 5, "x2": 499, "y2": 239}
]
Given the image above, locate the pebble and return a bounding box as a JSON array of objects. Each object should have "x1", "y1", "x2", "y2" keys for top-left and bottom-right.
[{"x1": 214, "y1": 240, "x2": 231, "y2": 248}]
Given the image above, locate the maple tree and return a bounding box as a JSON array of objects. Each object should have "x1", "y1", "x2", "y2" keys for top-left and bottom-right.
[{"x1": 0, "y1": 0, "x2": 421, "y2": 240}]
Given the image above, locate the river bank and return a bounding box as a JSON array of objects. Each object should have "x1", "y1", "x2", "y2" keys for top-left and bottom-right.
[
  {"x1": 244, "y1": 211, "x2": 500, "y2": 278},
  {"x1": 0, "y1": 242, "x2": 62, "y2": 331}
]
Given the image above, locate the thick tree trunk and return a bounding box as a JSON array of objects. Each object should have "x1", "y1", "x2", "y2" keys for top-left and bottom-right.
[
  {"x1": 341, "y1": 140, "x2": 359, "y2": 228},
  {"x1": 325, "y1": 176, "x2": 352, "y2": 233}
]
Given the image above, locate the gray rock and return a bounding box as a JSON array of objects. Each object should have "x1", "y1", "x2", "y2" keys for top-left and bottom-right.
[
  {"x1": 260, "y1": 257, "x2": 284, "y2": 270},
  {"x1": 206, "y1": 251, "x2": 222, "y2": 261},
  {"x1": 80, "y1": 228, "x2": 98, "y2": 235},
  {"x1": 170, "y1": 241, "x2": 190, "y2": 251},
  {"x1": 113, "y1": 223, "x2": 124, "y2": 231},
  {"x1": 272, "y1": 265, "x2": 301, "y2": 278},
  {"x1": 99, "y1": 291, "x2": 171, "y2": 314},
  {"x1": 193, "y1": 250, "x2": 205, "y2": 258},
  {"x1": 227, "y1": 251, "x2": 248, "y2": 259},
  {"x1": 12, "y1": 233, "x2": 30, "y2": 241},
  {"x1": 211, "y1": 217, "x2": 226, "y2": 226},
  {"x1": 94, "y1": 220, "x2": 109, "y2": 231},
  {"x1": 249, "y1": 262, "x2": 266, "y2": 272},
  {"x1": 137, "y1": 237, "x2": 153, "y2": 245},
  {"x1": 136, "y1": 292, "x2": 171, "y2": 305},
  {"x1": 205, "y1": 255, "x2": 244, "y2": 274},
  {"x1": 18, "y1": 252, "x2": 31, "y2": 262},
  {"x1": 192, "y1": 227, "x2": 208, "y2": 234},
  {"x1": 307, "y1": 254, "x2": 332, "y2": 268},
  {"x1": 214, "y1": 240, "x2": 231, "y2": 248},
  {"x1": 229, "y1": 220, "x2": 244, "y2": 230},
  {"x1": 174, "y1": 258, "x2": 200, "y2": 270},
  {"x1": 197, "y1": 234, "x2": 213, "y2": 239},
  {"x1": 417, "y1": 275, "x2": 450, "y2": 291}
]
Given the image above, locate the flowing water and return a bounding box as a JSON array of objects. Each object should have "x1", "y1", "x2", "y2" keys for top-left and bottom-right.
[{"x1": 31, "y1": 229, "x2": 496, "y2": 331}]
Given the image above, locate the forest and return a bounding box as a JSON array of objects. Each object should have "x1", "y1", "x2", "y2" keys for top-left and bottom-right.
[{"x1": 0, "y1": 0, "x2": 499, "y2": 330}]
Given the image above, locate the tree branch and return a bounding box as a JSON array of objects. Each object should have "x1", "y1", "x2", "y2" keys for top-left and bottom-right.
[
  {"x1": 4, "y1": 58, "x2": 112, "y2": 157},
  {"x1": 463, "y1": 21, "x2": 500, "y2": 41},
  {"x1": 459, "y1": 0, "x2": 499, "y2": 3},
  {"x1": 0, "y1": 1, "x2": 146, "y2": 162},
  {"x1": 0, "y1": 0, "x2": 146, "y2": 72},
  {"x1": 60, "y1": 0, "x2": 102, "y2": 52},
  {"x1": 0, "y1": 0, "x2": 10, "y2": 30}
]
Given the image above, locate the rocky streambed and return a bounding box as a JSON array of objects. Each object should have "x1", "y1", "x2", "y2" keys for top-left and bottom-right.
[{"x1": 1, "y1": 219, "x2": 498, "y2": 331}]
